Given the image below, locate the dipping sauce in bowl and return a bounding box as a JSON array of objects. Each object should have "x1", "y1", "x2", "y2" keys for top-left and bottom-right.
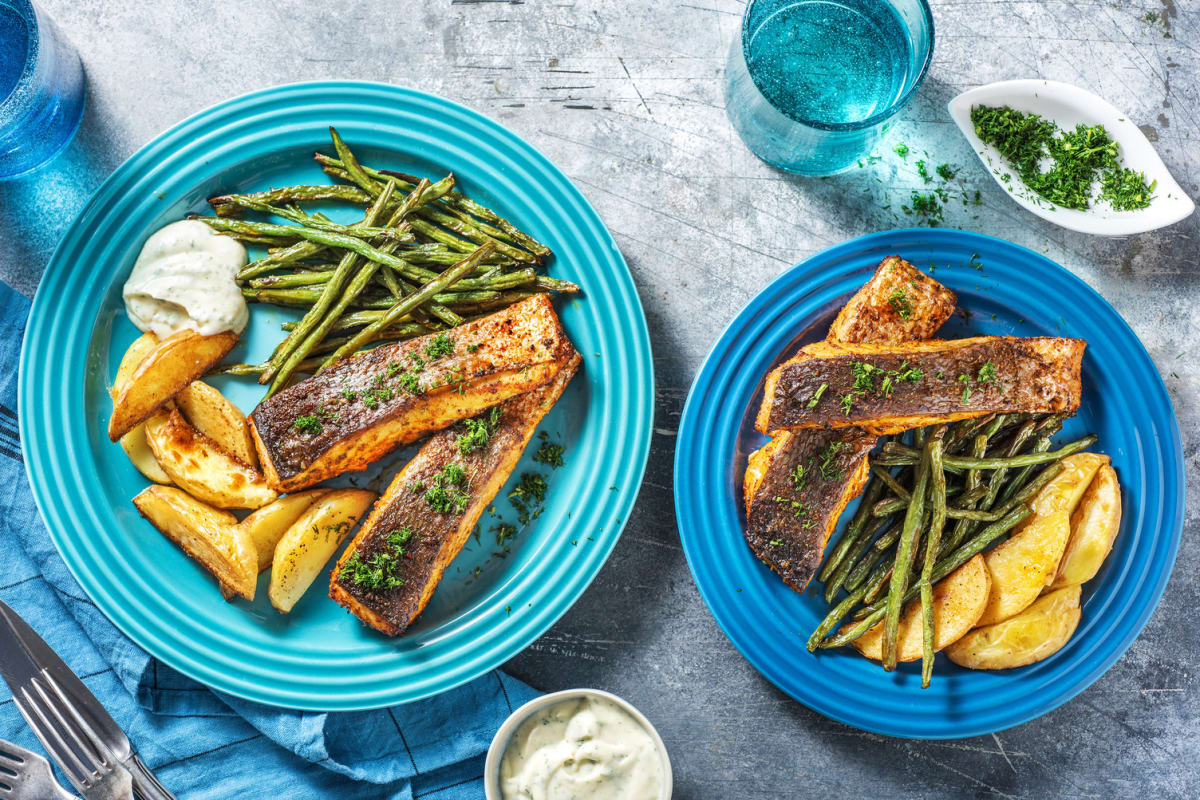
[{"x1": 485, "y1": 689, "x2": 671, "y2": 800}]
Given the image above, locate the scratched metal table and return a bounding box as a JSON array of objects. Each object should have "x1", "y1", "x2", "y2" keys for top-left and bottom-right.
[{"x1": 2, "y1": 1, "x2": 1197, "y2": 797}]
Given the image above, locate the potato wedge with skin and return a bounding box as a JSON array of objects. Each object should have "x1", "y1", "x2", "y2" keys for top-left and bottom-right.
[
  {"x1": 176, "y1": 381, "x2": 258, "y2": 468},
  {"x1": 108, "y1": 330, "x2": 238, "y2": 441},
  {"x1": 851, "y1": 555, "x2": 991, "y2": 662},
  {"x1": 144, "y1": 408, "x2": 277, "y2": 509},
  {"x1": 976, "y1": 510, "x2": 1071, "y2": 626},
  {"x1": 110, "y1": 332, "x2": 159, "y2": 399},
  {"x1": 945, "y1": 584, "x2": 1081, "y2": 670},
  {"x1": 1017, "y1": 453, "x2": 1108, "y2": 531},
  {"x1": 269, "y1": 489, "x2": 375, "y2": 613},
  {"x1": 119, "y1": 422, "x2": 172, "y2": 484},
  {"x1": 132, "y1": 485, "x2": 256, "y2": 601},
  {"x1": 1051, "y1": 465, "x2": 1122, "y2": 589},
  {"x1": 237, "y1": 490, "x2": 330, "y2": 572}
]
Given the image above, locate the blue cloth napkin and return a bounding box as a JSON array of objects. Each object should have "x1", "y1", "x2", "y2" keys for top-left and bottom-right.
[{"x1": 0, "y1": 280, "x2": 539, "y2": 799}]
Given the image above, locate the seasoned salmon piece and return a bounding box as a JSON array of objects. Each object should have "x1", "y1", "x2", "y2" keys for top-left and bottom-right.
[
  {"x1": 249, "y1": 295, "x2": 575, "y2": 492},
  {"x1": 828, "y1": 255, "x2": 956, "y2": 344},
  {"x1": 744, "y1": 258, "x2": 956, "y2": 592},
  {"x1": 330, "y1": 352, "x2": 581, "y2": 635},
  {"x1": 755, "y1": 336, "x2": 1085, "y2": 436},
  {"x1": 743, "y1": 428, "x2": 876, "y2": 592}
]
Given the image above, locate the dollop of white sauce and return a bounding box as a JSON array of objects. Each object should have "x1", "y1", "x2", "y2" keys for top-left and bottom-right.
[
  {"x1": 500, "y1": 696, "x2": 663, "y2": 800},
  {"x1": 122, "y1": 220, "x2": 249, "y2": 338}
]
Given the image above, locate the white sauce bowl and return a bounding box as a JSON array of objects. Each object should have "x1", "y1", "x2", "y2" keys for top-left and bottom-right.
[{"x1": 484, "y1": 688, "x2": 673, "y2": 800}]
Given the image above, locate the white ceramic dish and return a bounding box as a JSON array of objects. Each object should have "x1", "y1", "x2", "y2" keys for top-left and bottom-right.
[
  {"x1": 948, "y1": 79, "x2": 1194, "y2": 236},
  {"x1": 484, "y1": 688, "x2": 673, "y2": 800}
]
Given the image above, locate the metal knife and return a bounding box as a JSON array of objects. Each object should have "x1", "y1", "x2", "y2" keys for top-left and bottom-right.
[{"x1": 0, "y1": 599, "x2": 176, "y2": 800}]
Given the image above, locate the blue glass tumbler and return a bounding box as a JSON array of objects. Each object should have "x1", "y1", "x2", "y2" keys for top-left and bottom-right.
[
  {"x1": 725, "y1": 0, "x2": 934, "y2": 176},
  {"x1": 0, "y1": 0, "x2": 85, "y2": 179}
]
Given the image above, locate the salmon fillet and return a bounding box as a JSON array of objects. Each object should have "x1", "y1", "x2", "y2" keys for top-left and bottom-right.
[
  {"x1": 756, "y1": 336, "x2": 1085, "y2": 436},
  {"x1": 828, "y1": 255, "x2": 956, "y2": 344},
  {"x1": 743, "y1": 428, "x2": 876, "y2": 592},
  {"x1": 744, "y1": 258, "x2": 955, "y2": 591},
  {"x1": 330, "y1": 352, "x2": 581, "y2": 635},
  {"x1": 249, "y1": 294, "x2": 575, "y2": 492}
]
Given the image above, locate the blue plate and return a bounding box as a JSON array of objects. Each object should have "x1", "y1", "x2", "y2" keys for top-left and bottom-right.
[
  {"x1": 674, "y1": 229, "x2": 1183, "y2": 739},
  {"x1": 19, "y1": 82, "x2": 653, "y2": 710}
]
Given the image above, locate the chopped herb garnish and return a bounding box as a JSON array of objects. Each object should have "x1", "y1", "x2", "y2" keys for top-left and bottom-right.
[
  {"x1": 893, "y1": 142, "x2": 909, "y2": 158},
  {"x1": 977, "y1": 360, "x2": 997, "y2": 383},
  {"x1": 773, "y1": 495, "x2": 808, "y2": 518},
  {"x1": 790, "y1": 463, "x2": 808, "y2": 493},
  {"x1": 342, "y1": 527, "x2": 414, "y2": 591},
  {"x1": 818, "y1": 441, "x2": 846, "y2": 481},
  {"x1": 902, "y1": 190, "x2": 944, "y2": 226},
  {"x1": 424, "y1": 334, "x2": 455, "y2": 360},
  {"x1": 806, "y1": 383, "x2": 828, "y2": 408},
  {"x1": 341, "y1": 388, "x2": 358, "y2": 402},
  {"x1": 466, "y1": 344, "x2": 480, "y2": 353},
  {"x1": 533, "y1": 441, "x2": 565, "y2": 467},
  {"x1": 888, "y1": 288, "x2": 913, "y2": 319},
  {"x1": 293, "y1": 415, "x2": 322, "y2": 435},
  {"x1": 397, "y1": 371, "x2": 421, "y2": 394},
  {"x1": 495, "y1": 523, "x2": 517, "y2": 547},
  {"x1": 846, "y1": 360, "x2": 923, "y2": 407},
  {"x1": 957, "y1": 374, "x2": 973, "y2": 404},
  {"x1": 424, "y1": 463, "x2": 470, "y2": 514},
  {"x1": 509, "y1": 472, "x2": 548, "y2": 525},
  {"x1": 457, "y1": 407, "x2": 502, "y2": 455},
  {"x1": 916, "y1": 159, "x2": 931, "y2": 183},
  {"x1": 971, "y1": 104, "x2": 1155, "y2": 211}
]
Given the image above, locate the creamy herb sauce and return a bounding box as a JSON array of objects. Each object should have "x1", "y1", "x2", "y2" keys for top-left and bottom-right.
[
  {"x1": 123, "y1": 220, "x2": 248, "y2": 338},
  {"x1": 500, "y1": 696, "x2": 663, "y2": 800}
]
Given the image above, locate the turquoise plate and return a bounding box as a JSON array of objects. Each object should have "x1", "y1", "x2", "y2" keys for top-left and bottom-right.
[
  {"x1": 675, "y1": 229, "x2": 1183, "y2": 738},
  {"x1": 19, "y1": 82, "x2": 653, "y2": 710}
]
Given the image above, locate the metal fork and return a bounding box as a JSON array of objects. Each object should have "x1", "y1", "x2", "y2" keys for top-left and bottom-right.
[
  {"x1": 0, "y1": 738, "x2": 78, "y2": 800},
  {"x1": 12, "y1": 673, "x2": 132, "y2": 800}
]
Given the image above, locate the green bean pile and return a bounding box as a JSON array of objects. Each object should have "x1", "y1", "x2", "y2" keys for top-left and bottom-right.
[
  {"x1": 195, "y1": 127, "x2": 577, "y2": 395},
  {"x1": 808, "y1": 413, "x2": 1097, "y2": 687}
]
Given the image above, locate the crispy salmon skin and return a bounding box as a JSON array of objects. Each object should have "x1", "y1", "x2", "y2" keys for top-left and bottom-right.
[
  {"x1": 756, "y1": 336, "x2": 1085, "y2": 435},
  {"x1": 743, "y1": 428, "x2": 876, "y2": 592},
  {"x1": 250, "y1": 294, "x2": 575, "y2": 492},
  {"x1": 828, "y1": 255, "x2": 956, "y2": 344},
  {"x1": 330, "y1": 353, "x2": 581, "y2": 635}
]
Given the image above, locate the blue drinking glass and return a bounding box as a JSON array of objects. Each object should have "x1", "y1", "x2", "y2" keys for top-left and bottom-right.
[
  {"x1": 0, "y1": 0, "x2": 85, "y2": 180},
  {"x1": 725, "y1": 0, "x2": 934, "y2": 176}
]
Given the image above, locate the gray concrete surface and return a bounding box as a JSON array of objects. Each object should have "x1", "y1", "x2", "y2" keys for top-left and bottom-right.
[{"x1": 2, "y1": 0, "x2": 1197, "y2": 797}]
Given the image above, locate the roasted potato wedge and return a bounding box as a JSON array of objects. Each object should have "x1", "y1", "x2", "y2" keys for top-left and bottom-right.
[
  {"x1": 1051, "y1": 465, "x2": 1122, "y2": 589},
  {"x1": 144, "y1": 408, "x2": 277, "y2": 509},
  {"x1": 977, "y1": 510, "x2": 1071, "y2": 626},
  {"x1": 176, "y1": 380, "x2": 258, "y2": 468},
  {"x1": 269, "y1": 489, "x2": 375, "y2": 613},
  {"x1": 851, "y1": 555, "x2": 991, "y2": 662},
  {"x1": 132, "y1": 485, "x2": 256, "y2": 601},
  {"x1": 118, "y1": 423, "x2": 172, "y2": 485},
  {"x1": 111, "y1": 332, "x2": 159, "y2": 397},
  {"x1": 108, "y1": 330, "x2": 238, "y2": 441},
  {"x1": 237, "y1": 490, "x2": 330, "y2": 572},
  {"x1": 1019, "y1": 453, "x2": 1108, "y2": 529},
  {"x1": 945, "y1": 584, "x2": 1081, "y2": 670}
]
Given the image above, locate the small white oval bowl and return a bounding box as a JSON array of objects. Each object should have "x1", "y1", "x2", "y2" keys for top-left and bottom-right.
[
  {"x1": 948, "y1": 79, "x2": 1194, "y2": 236},
  {"x1": 484, "y1": 688, "x2": 673, "y2": 800}
]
